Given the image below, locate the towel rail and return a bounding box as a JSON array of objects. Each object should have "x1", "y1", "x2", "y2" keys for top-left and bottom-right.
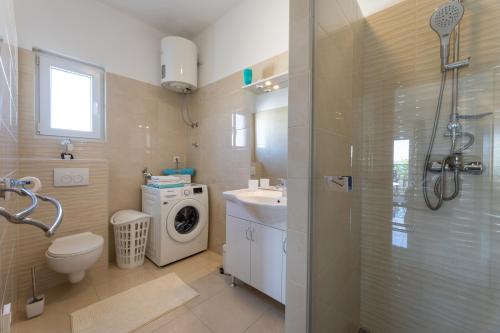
[
  {"x1": 0, "y1": 179, "x2": 63, "y2": 237},
  {"x1": 0, "y1": 188, "x2": 38, "y2": 220}
]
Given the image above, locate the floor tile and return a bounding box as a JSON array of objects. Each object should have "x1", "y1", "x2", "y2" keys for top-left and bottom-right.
[
  {"x1": 244, "y1": 301, "x2": 285, "y2": 333},
  {"x1": 13, "y1": 279, "x2": 98, "y2": 333},
  {"x1": 41, "y1": 278, "x2": 100, "y2": 314},
  {"x1": 92, "y1": 267, "x2": 157, "y2": 299},
  {"x1": 186, "y1": 271, "x2": 229, "y2": 309},
  {"x1": 133, "y1": 306, "x2": 189, "y2": 333},
  {"x1": 153, "y1": 311, "x2": 213, "y2": 333},
  {"x1": 88, "y1": 261, "x2": 157, "y2": 286},
  {"x1": 12, "y1": 309, "x2": 71, "y2": 333},
  {"x1": 148, "y1": 253, "x2": 221, "y2": 283},
  {"x1": 12, "y1": 251, "x2": 283, "y2": 333},
  {"x1": 191, "y1": 285, "x2": 272, "y2": 333}
]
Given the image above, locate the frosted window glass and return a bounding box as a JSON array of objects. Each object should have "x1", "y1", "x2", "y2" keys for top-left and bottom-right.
[{"x1": 50, "y1": 67, "x2": 93, "y2": 132}]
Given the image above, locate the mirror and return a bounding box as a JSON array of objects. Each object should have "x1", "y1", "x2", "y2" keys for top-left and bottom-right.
[{"x1": 251, "y1": 89, "x2": 288, "y2": 185}]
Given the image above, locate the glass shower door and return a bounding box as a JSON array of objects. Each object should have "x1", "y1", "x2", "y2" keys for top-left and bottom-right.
[{"x1": 310, "y1": 0, "x2": 500, "y2": 332}]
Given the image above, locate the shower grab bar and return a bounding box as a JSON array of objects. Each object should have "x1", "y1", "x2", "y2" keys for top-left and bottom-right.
[{"x1": 0, "y1": 183, "x2": 64, "y2": 237}]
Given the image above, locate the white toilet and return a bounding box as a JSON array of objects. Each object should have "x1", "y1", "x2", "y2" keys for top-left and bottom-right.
[{"x1": 46, "y1": 232, "x2": 104, "y2": 283}]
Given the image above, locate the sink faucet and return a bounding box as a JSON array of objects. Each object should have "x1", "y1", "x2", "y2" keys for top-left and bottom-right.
[{"x1": 277, "y1": 178, "x2": 287, "y2": 198}]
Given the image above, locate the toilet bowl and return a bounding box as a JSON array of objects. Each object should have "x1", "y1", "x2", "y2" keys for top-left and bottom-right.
[{"x1": 46, "y1": 232, "x2": 104, "y2": 283}]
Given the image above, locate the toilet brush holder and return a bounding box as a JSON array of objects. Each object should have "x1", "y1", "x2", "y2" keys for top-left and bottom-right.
[
  {"x1": 26, "y1": 296, "x2": 45, "y2": 319},
  {"x1": 25, "y1": 267, "x2": 44, "y2": 319}
]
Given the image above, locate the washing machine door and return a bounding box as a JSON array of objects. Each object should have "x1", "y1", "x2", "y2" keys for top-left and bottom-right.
[{"x1": 166, "y1": 199, "x2": 207, "y2": 242}]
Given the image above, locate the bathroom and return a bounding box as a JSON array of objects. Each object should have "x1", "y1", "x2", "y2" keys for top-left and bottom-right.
[{"x1": 1, "y1": 0, "x2": 500, "y2": 332}]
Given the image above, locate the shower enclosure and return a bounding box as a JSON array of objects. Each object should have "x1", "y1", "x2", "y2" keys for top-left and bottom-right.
[{"x1": 309, "y1": 0, "x2": 500, "y2": 332}]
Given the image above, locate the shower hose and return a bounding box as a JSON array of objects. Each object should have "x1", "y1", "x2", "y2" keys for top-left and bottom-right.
[{"x1": 422, "y1": 71, "x2": 461, "y2": 210}]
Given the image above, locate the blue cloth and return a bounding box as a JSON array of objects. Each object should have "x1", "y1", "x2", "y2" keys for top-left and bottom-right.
[
  {"x1": 147, "y1": 183, "x2": 184, "y2": 189},
  {"x1": 163, "y1": 168, "x2": 196, "y2": 176}
]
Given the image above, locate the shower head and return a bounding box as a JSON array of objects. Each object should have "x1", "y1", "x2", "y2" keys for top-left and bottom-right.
[{"x1": 430, "y1": 1, "x2": 464, "y2": 71}]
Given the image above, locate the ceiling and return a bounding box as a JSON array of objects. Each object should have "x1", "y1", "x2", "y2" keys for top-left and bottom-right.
[
  {"x1": 96, "y1": 0, "x2": 243, "y2": 37},
  {"x1": 97, "y1": 0, "x2": 404, "y2": 38},
  {"x1": 357, "y1": 0, "x2": 404, "y2": 17}
]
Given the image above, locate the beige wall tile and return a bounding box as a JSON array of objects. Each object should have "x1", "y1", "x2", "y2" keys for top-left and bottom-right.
[
  {"x1": 287, "y1": 1, "x2": 314, "y2": 332},
  {"x1": 15, "y1": 47, "x2": 188, "y2": 294},
  {"x1": 359, "y1": 1, "x2": 500, "y2": 332},
  {"x1": 308, "y1": 0, "x2": 363, "y2": 331},
  {"x1": 0, "y1": 0, "x2": 20, "y2": 316},
  {"x1": 285, "y1": 278, "x2": 308, "y2": 333},
  {"x1": 187, "y1": 52, "x2": 288, "y2": 254},
  {"x1": 286, "y1": 229, "x2": 308, "y2": 287},
  {"x1": 17, "y1": 159, "x2": 109, "y2": 296},
  {"x1": 17, "y1": 48, "x2": 187, "y2": 265}
]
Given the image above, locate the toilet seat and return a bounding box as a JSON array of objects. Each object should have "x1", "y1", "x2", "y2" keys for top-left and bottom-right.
[{"x1": 47, "y1": 232, "x2": 103, "y2": 258}]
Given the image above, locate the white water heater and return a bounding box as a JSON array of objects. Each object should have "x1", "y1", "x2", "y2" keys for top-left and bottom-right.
[{"x1": 161, "y1": 36, "x2": 198, "y2": 93}]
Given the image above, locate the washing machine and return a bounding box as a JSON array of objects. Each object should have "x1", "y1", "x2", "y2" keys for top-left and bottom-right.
[{"x1": 141, "y1": 184, "x2": 209, "y2": 266}]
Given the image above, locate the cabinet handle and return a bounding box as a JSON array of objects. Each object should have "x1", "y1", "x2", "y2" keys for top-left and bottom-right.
[
  {"x1": 283, "y1": 237, "x2": 287, "y2": 254},
  {"x1": 251, "y1": 228, "x2": 255, "y2": 242},
  {"x1": 245, "y1": 227, "x2": 251, "y2": 241}
]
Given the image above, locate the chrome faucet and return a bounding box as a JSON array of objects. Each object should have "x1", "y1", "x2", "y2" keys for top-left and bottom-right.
[
  {"x1": 277, "y1": 178, "x2": 287, "y2": 198},
  {"x1": 142, "y1": 167, "x2": 152, "y2": 184}
]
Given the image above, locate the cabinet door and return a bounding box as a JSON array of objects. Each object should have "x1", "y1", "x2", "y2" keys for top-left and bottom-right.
[
  {"x1": 226, "y1": 216, "x2": 251, "y2": 284},
  {"x1": 251, "y1": 223, "x2": 283, "y2": 302},
  {"x1": 282, "y1": 232, "x2": 287, "y2": 304}
]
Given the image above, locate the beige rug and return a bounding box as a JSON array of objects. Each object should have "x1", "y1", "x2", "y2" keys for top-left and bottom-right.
[{"x1": 71, "y1": 273, "x2": 198, "y2": 333}]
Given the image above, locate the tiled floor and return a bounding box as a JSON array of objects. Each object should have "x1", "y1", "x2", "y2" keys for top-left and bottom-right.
[{"x1": 12, "y1": 251, "x2": 284, "y2": 333}]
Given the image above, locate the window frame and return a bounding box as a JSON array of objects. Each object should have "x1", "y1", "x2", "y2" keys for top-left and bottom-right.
[
  {"x1": 35, "y1": 49, "x2": 106, "y2": 140},
  {"x1": 231, "y1": 112, "x2": 248, "y2": 149}
]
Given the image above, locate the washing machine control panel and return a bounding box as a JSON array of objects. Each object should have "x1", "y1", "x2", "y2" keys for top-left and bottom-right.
[{"x1": 154, "y1": 185, "x2": 206, "y2": 201}]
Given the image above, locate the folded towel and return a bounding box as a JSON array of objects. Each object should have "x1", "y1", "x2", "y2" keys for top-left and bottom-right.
[
  {"x1": 163, "y1": 168, "x2": 196, "y2": 176},
  {"x1": 147, "y1": 183, "x2": 185, "y2": 189},
  {"x1": 150, "y1": 176, "x2": 181, "y2": 183}
]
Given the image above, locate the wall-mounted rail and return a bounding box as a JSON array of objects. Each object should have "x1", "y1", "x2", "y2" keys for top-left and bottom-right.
[{"x1": 0, "y1": 178, "x2": 63, "y2": 237}]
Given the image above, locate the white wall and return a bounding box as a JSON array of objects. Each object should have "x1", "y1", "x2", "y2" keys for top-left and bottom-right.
[
  {"x1": 14, "y1": 0, "x2": 164, "y2": 85},
  {"x1": 194, "y1": 0, "x2": 289, "y2": 87}
]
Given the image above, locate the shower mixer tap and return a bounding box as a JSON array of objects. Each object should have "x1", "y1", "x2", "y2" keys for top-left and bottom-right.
[{"x1": 427, "y1": 156, "x2": 483, "y2": 175}]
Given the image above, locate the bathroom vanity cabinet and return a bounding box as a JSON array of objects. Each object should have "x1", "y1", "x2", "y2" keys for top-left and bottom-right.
[{"x1": 225, "y1": 203, "x2": 287, "y2": 304}]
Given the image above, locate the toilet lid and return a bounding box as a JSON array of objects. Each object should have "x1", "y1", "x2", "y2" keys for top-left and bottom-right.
[{"x1": 47, "y1": 232, "x2": 104, "y2": 258}]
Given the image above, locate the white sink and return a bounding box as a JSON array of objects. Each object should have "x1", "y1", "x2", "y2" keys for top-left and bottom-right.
[{"x1": 223, "y1": 189, "x2": 287, "y2": 226}]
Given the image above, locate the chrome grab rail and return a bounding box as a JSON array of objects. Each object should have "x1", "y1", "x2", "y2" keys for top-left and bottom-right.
[
  {"x1": 0, "y1": 180, "x2": 63, "y2": 237},
  {"x1": 22, "y1": 194, "x2": 64, "y2": 237},
  {"x1": 0, "y1": 188, "x2": 38, "y2": 221}
]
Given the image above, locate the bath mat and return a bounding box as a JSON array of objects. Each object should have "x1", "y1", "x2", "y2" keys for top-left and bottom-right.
[{"x1": 71, "y1": 273, "x2": 198, "y2": 333}]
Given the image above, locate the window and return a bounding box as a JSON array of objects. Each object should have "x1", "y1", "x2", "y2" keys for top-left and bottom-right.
[
  {"x1": 392, "y1": 139, "x2": 410, "y2": 249},
  {"x1": 36, "y1": 50, "x2": 105, "y2": 139},
  {"x1": 232, "y1": 112, "x2": 248, "y2": 148}
]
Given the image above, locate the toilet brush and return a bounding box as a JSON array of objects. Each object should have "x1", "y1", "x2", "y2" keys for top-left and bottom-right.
[{"x1": 26, "y1": 267, "x2": 45, "y2": 319}]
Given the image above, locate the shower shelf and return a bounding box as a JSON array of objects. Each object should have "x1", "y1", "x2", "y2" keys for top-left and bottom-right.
[{"x1": 243, "y1": 72, "x2": 289, "y2": 95}]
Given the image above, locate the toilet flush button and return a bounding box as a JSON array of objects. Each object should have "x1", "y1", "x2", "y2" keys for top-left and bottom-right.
[{"x1": 54, "y1": 168, "x2": 90, "y2": 187}]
